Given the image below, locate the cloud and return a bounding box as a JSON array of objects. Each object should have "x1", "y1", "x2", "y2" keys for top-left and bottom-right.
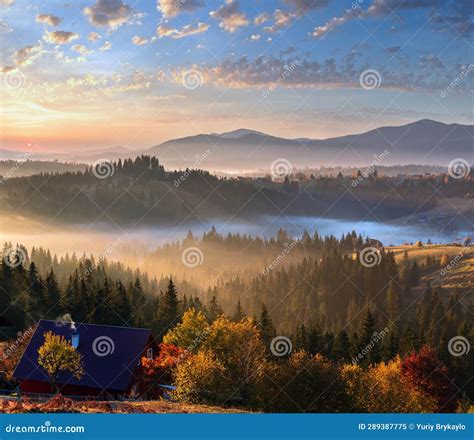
[
  {"x1": 386, "y1": 46, "x2": 401, "y2": 54},
  {"x1": 36, "y1": 14, "x2": 62, "y2": 26},
  {"x1": 84, "y1": 0, "x2": 135, "y2": 30},
  {"x1": 157, "y1": 0, "x2": 204, "y2": 18},
  {"x1": 14, "y1": 45, "x2": 43, "y2": 65},
  {"x1": 430, "y1": 0, "x2": 473, "y2": 36},
  {"x1": 43, "y1": 30, "x2": 79, "y2": 44},
  {"x1": 312, "y1": 0, "x2": 440, "y2": 38},
  {"x1": 419, "y1": 54, "x2": 444, "y2": 68},
  {"x1": 209, "y1": 0, "x2": 249, "y2": 33},
  {"x1": 264, "y1": 9, "x2": 295, "y2": 32},
  {"x1": 88, "y1": 32, "x2": 101, "y2": 42},
  {"x1": 254, "y1": 12, "x2": 270, "y2": 25},
  {"x1": 157, "y1": 22, "x2": 209, "y2": 39},
  {"x1": 0, "y1": 66, "x2": 16, "y2": 73},
  {"x1": 193, "y1": 54, "x2": 459, "y2": 92},
  {"x1": 285, "y1": 0, "x2": 329, "y2": 14},
  {"x1": 71, "y1": 44, "x2": 93, "y2": 56},
  {"x1": 132, "y1": 35, "x2": 149, "y2": 45},
  {"x1": 100, "y1": 41, "x2": 112, "y2": 51},
  {"x1": 0, "y1": 0, "x2": 15, "y2": 6},
  {"x1": 0, "y1": 19, "x2": 12, "y2": 32}
]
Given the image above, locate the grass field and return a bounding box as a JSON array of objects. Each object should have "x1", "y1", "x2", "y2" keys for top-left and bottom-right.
[
  {"x1": 0, "y1": 395, "x2": 248, "y2": 414},
  {"x1": 387, "y1": 244, "x2": 474, "y2": 290}
]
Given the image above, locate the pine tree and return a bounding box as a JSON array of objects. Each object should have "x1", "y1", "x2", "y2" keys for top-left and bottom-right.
[
  {"x1": 308, "y1": 323, "x2": 324, "y2": 355},
  {"x1": 207, "y1": 295, "x2": 222, "y2": 322},
  {"x1": 385, "y1": 280, "x2": 400, "y2": 325},
  {"x1": 156, "y1": 278, "x2": 179, "y2": 338},
  {"x1": 332, "y1": 330, "x2": 351, "y2": 362},
  {"x1": 231, "y1": 299, "x2": 245, "y2": 322},
  {"x1": 295, "y1": 324, "x2": 308, "y2": 351},
  {"x1": 359, "y1": 309, "x2": 381, "y2": 365},
  {"x1": 258, "y1": 303, "x2": 276, "y2": 347},
  {"x1": 28, "y1": 262, "x2": 44, "y2": 316},
  {"x1": 44, "y1": 269, "x2": 61, "y2": 318}
]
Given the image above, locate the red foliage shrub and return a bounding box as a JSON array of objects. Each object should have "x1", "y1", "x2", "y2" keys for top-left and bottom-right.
[
  {"x1": 141, "y1": 343, "x2": 187, "y2": 398},
  {"x1": 401, "y1": 346, "x2": 458, "y2": 412}
]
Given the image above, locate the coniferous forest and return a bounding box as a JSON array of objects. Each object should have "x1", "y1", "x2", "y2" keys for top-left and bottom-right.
[{"x1": 1, "y1": 221, "x2": 472, "y2": 412}]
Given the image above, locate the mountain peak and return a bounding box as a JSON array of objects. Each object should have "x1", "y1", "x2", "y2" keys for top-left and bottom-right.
[{"x1": 211, "y1": 128, "x2": 267, "y2": 139}]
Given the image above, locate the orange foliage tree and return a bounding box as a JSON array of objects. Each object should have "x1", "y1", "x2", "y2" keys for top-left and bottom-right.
[{"x1": 141, "y1": 343, "x2": 187, "y2": 398}]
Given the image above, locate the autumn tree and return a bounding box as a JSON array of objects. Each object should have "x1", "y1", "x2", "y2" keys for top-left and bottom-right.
[
  {"x1": 341, "y1": 358, "x2": 437, "y2": 412},
  {"x1": 37, "y1": 331, "x2": 84, "y2": 394},
  {"x1": 141, "y1": 343, "x2": 186, "y2": 398},
  {"x1": 172, "y1": 350, "x2": 230, "y2": 404},
  {"x1": 259, "y1": 351, "x2": 349, "y2": 412},
  {"x1": 401, "y1": 346, "x2": 458, "y2": 412},
  {"x1": 163, "y1": 308, "x2": 209, "y2": 351}
]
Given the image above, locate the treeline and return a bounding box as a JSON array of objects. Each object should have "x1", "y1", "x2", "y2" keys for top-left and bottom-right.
[
  {"x1": 120, "y1": 228, "x2": 374, "y2": 287},
  {"x1": 0, "y1": 241, "x2": 472, "y2": 405},
  {"x1": 1, "y1": 155, "x2": 471, "y2": 225},
  {"x1": 143, "y1": 309, "x2": 473, "y2": 411},
  {"x1": 0, "y1": 243, "x2": 201, "y2": 339}
]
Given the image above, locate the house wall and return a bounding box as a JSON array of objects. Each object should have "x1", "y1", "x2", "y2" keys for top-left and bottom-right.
[{"x1": 18, "y1": 336, "x2": 159, "y2": 399}]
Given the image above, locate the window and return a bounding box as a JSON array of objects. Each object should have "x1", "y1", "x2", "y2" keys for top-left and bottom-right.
[{"x1": 147, "y1": 347, "x2": 153, "y2": 359}]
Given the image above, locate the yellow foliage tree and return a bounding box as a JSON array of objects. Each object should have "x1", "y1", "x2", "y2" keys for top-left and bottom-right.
[
  {"x1": 167, "y1": 315, "x2": 266, "y2": 404},
  {"x1": 172, "y1": 350, "x2": 230, "y2": 404},
  {"x1": 37, "y1": 331, "x2": 84, "y2": 394},
  {"x1": 163, "y1": 308, "x2": 209, "y2": 351},
  {"x1": 341, "y1": 357, "x2": 437, "y2": 412}
]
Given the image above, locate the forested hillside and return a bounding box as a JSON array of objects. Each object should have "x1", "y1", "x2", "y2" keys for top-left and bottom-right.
[{"x1": 1, "y1": 156, "x2": 472, "y2": 225}]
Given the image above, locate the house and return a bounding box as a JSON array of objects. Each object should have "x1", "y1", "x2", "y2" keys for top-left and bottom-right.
[
  {"x1": 367, "y1": 238, "x2": 384, "y2": 249},
  {"x1": 13, "y1": 319, "x2": 156, "y2": 399}
]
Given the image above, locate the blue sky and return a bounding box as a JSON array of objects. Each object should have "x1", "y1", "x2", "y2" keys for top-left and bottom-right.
[{"x1": 0, "y1": 0, "x2": 472, "y2": 151}]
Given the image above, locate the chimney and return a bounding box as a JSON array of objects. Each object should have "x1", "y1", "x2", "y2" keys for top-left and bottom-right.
[{"x1": 71, "y1": 328, "x2": 79, "y2": 349}]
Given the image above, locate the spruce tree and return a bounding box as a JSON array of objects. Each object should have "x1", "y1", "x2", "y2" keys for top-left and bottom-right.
[
  {"x1": 332, "y1": 330, "x2": 351, "y2": 362},
  {"x1": 156, "y1": 278, "x2": 179, "y2": 338},
  {"x1": 258, "y1": 303, "x2": 276, "y2": 347},
  {"x1": 231, "y1": 299, "x2": 245, "y2": 322}
]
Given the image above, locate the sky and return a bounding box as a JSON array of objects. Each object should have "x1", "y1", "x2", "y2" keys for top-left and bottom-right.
[{"x1": 0, "y1": 0, "x2": 472, "y2": 152}]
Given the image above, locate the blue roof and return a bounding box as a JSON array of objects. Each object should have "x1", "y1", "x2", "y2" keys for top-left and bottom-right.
[{"x1": 13, "y1": 320, "x2": 152, "y2": 392}]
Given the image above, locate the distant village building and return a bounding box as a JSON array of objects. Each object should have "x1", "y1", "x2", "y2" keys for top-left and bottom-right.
[
  {"x1": 367, "y1": 238, "x2": 384, "y2": 249},
  {"x1": 13, "y1": 320, "x2": 156, "y2": 399}
]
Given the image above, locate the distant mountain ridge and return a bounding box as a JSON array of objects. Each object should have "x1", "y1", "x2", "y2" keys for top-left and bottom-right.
[
  {"x1": 1, "y1": 120, "x2": 472, "y2": 172},
  {"x1": 149, "y1": 119, "x2": 473, "y2": 171}
]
